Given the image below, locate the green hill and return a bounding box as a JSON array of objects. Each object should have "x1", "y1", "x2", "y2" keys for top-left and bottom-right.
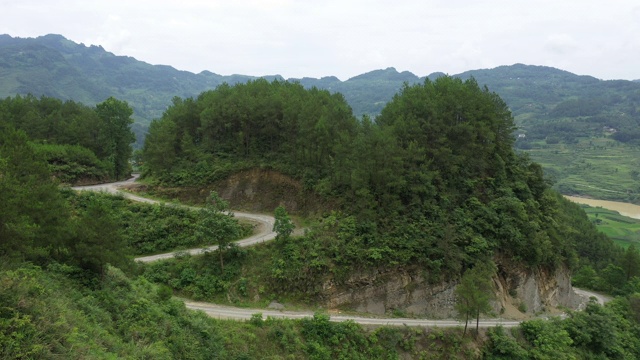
[
  {"x1": 0, "y1": 34, "x2": 262, "y2": 146},
  {"x1": 2, "y1": 34, "x2": 640, "y2": 200},
  {"x1": 3, "y1": 65, "x2": 640, "y2": 359}
]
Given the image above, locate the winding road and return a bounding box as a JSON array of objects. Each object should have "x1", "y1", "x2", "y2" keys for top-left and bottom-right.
[
  {"x1": 73, "y1": 176, "x2": 609, "y2": 328},
  {"x1": 72, "y1": 175, "x2": 277, "y2": 262}
]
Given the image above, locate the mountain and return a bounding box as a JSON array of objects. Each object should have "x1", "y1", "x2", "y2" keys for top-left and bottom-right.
[
  {"x1": 4, "y1": 35, "x2": 639, "y2": 125},
  {"x1": 456, "y1": 64, "x2": 640, "y2": 127},
  {"x1": 0, "y1": 34, "x2": 266, "y2": 145},
  {"x1": 2, "y1": 34, "x2": 640, "y2": 197},
  {"x1": 292, "y1": 68, "x2": 449, "y2": 116},
  {"x1": 0, "y1": 34, "x2": 423, "y2": 122}
]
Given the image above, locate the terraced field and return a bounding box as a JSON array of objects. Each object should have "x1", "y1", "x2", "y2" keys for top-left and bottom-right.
[
  {"x1": 579, "y1": 205, "x2": 640, "y2": 248},
  {"x1": 524, "y1": 137, "x2": 640, "y2": 204}
]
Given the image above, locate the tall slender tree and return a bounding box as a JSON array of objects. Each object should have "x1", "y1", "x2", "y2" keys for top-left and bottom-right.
[
  {"x1": 622, "y1": 245, "x2": 640, "y2": 281},
  {"x1": 95, "y1": 97, "x2": 135, "y2": 179},
  {"x1": 455, "y1": 261, "x2": 496, "y2": 336}
]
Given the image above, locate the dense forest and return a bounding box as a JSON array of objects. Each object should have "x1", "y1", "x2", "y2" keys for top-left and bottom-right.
[
  {"x1": 142, "y1": 77, "x2": 613, "y2": 279},
  {"x1": 3, "y1": 74, "x2": 640, "y2": 357},
  {"x1": 0, "y1": 124, "x2": 130, "y2": 274},
  {"x1": 0, "y1": 94, "x2": 135, "y2": 183}
]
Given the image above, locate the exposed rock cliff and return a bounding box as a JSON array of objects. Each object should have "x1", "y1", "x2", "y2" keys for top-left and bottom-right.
[
  {"x1": 140, "y1": 169, "x2": 332, "y2": 214},
  {"x1": 321, "y1": 259, "x2": 580, "y2": 319},
  {"x1": 215, "y1": 169, "x2": 311, "y2": 212},
  {"x1": 494, "y1": 256, "x2": 580, "y2": 315}
]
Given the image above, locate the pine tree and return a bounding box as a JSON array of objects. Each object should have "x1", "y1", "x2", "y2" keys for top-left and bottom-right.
[{"x1": 455, "y1": 262, "x2": 496, "y2": 336}]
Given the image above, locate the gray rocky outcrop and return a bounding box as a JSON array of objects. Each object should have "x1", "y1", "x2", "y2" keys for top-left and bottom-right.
[{"x1": 321, "y1": 257, "x2": 579, "y2": 318}]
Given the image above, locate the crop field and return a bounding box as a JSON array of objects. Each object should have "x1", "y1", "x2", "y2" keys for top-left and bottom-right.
[
  {"x1": 524, "y1": 136, "x2": 640, "y2": 204},
  {"x1": 581, "y1": 205, "x2": 640, "y2": 248}
]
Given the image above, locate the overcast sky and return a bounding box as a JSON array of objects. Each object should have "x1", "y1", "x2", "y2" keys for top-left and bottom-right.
[{"x1": 2, "y1": 0, "x2": 639, "y2": 81}]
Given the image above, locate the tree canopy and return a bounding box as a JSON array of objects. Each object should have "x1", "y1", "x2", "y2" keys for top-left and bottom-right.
[
  {"x1": 0, "y1": 125, "x2": 131, "y2": 275},
  {"x1": 141, "y1": 77, "x2": 610, "y2": 283},
  {"x1": 455, "y1": 262, "x2": 496, "y2": 336},
  {"x1": 0, "y1": 94, "x2": 135, "y2": 183}
]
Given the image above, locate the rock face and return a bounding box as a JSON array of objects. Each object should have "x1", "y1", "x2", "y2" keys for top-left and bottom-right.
[
  {"x1": 216, "y1": 169, "x2": 307, "y2": 212},
  {"x1": 494, "y1": 257, "x2": 580, "y2": 314},
  {"x1": 322, "y1": 258, "x2": 579, "y2": 318},
  {"x1": 322, "y1": 268, "x2": 458, "y2": 318},
  {"x1": 144, "y1": 169, "x2": 330, "y2": 215}
]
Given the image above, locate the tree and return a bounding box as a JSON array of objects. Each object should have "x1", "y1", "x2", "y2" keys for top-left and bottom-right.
[
  {"x1": 95, "y1": 97, "x2": 135, "y2": 179},
  {"x1": 0, "y1": 126, "x2": 69, "y2": 261},
  {"x1": 142, "y1": 117, "x2": 178, "y2": 176},
  {"x1": 455, "y1": 261, "x2": 496, "y2": 336},
  {"x1": 521, "y1": 319, "x2": 575, "y2": 360},
  {"x1": 599, "y1": 264, "x2": 626, "y2": 293},
  {"x1": 621, "y1": 245, "x2": 640, "y2": 281},
  {"x1": 197, "y1": 192, "x2": 239, "y2": 271},
  {"x1": 483, "y1": 326, "x2": 528, "y2": 360},
  {"x1": 273, "y1": 205, "x2": 295, "y2": 243},
  {"x1": 69, "y1": 195, "x2": 130, "y2": 276}
]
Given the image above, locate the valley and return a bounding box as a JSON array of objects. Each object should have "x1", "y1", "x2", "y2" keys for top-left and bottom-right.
[
  {"x1": 565, "y1": 196, "x2": 640, "y2": 220},
  {"x1": 2, "y1": 36, "x2": 640, "y2": 358}
]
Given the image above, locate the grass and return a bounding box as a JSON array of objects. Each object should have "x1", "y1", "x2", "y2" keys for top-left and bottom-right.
[{"x1": 580, "y1": 205, "x2": 640, "y2": 248}]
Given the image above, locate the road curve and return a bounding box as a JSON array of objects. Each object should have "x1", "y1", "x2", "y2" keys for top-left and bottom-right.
[
  {"x1": 71, "y1": 175, "x2": 277, "y2": 263},
  {"x1": 573, "y1": 287, "x2": 611, "y2": 307},
  {"x1": 73, "y1": 177, "x2": 612, "y2": 328}
]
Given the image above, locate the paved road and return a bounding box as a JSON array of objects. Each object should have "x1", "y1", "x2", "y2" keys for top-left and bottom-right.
[
  {"x1": 72, "y1": 176, "x2": 277, "y2": 263},
  {"x1": 574, "y1": 287, "x2": 611, "y2": 307},
  {"x1": 183, "y1": 288, "x2": 607, "y2": 328},
  {"x1": 184, "y1": 300, "x2": 521, "y2": 328},
  {"x1": 73, "y1": 177, "x2": 611, "y2": 328},
  {"x1": 134, "y1": 210, "x2": 276, "y2": 262}
]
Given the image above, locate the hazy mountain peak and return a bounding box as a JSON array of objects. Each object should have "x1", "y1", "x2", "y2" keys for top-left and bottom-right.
[
  {"x1": 2, "y1": 33, "x2": 640, "y2": 130},
  {"x1": 347, "y1": 67, "x2": 420, "y2": 82}
]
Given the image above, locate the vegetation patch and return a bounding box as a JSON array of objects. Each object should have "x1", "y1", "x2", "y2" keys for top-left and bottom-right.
[
  {"x1": 581, "y1": 205, "x2": 640, "y2": 248},
  {"x1": 521, "y1": 137, "x2": 640, "y2": 203},
  {"x1": 66, "y1": 191, "x2": 251, "y2": 256},
  {"x1": 0, "y1": 95, "x2": 135, "y2": 183}
]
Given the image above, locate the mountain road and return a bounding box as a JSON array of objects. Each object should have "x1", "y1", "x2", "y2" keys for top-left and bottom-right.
[{"x1": 73, "y1": 176, "x2": 610, "y2": 328}]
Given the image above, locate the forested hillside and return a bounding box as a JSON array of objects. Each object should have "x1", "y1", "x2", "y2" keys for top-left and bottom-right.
[
  {"x1": 141, "y1": 77, "x2": 628, "y2": 287},
  {"x1": 3, "y1": 74, "x2": 640, "y2": 358},
  {"x1": 0, "y1": 95, "x2": 135, "y2": 183},
  {"x1": 135, "y1": 77, "x2": 640, "y2": 357}
]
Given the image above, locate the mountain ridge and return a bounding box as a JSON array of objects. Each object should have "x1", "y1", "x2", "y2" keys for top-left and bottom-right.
[
  {"x1": 4, "y1": 34, "x2": 638, "y2": 118},
  {"x1": 2, "y1": 34, "x2": 640, "y2": 151}
]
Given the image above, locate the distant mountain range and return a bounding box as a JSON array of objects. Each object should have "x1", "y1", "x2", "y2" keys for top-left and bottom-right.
[{"x1": 2, "y1": 34, "x2": 640, "y2": 147}]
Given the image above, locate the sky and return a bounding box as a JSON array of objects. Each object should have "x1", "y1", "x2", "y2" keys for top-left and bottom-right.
[{"x1": 1, "y1": 0, "x2": 639, "y2": 81}]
